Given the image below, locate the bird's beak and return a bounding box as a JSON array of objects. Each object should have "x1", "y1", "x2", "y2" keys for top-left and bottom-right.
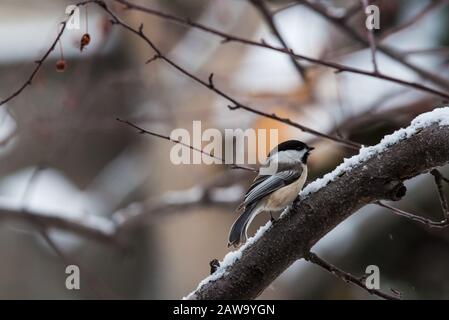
[{"x1": 308, "y1": 147, "x2": 315, "y2": 151}]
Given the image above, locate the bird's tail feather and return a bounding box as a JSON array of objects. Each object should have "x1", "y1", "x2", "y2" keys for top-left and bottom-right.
[{"x1": 228, "y1": 203, "x2": 258, "y2": 247}]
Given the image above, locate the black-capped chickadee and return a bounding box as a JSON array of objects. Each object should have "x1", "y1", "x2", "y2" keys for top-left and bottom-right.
[{"x1": 228, "y1": 140, "x2": 314, "y2": 247}]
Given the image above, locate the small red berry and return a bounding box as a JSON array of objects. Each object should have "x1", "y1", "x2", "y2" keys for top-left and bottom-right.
[
  {"x1": 56, "y1": 59, "x2": 67, "y2": 72},
  {"x1": 80, "y1": 33, "x2": 91, "y2": 51}
]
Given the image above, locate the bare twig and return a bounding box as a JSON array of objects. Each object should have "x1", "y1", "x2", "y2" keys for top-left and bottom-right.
[
  {"x1": 376, "y1": 169, "x2": 449, "y2": 227},
  {"x1": 376, "y1": 202, "x2": 448, "y2": 227},
  {"x1": 36, "y1": 225, "x2": 120, "y2": 299},
  {"x1": 113, "y1": 0, "x2": 449, "y2": 100},
  {"x1": 431, "y1": 169, "x2": 449, "y2": 220},
  {"x1": 272, "y1": 2, "x2": 301, "y2": 15},
  {"x1": 249, "y1": 0, "x2": 307, "y2": 80},
  {"x1": 404, "y1": 47, "x2": 449, "y2": 56},
  {"x1": 331, "y1": 95, "x2": 438, "y2": 139},
  {"x1": 438, "y1": 171, "x2": 449, "y2": 184},
  {"x1": 101, "y1": 3, "x2": 362, "y2": 149},
  {"x1": 119, "y1": 171, "x2": 245, "y2": 230},
  {"x1": 360, "y1": 0, "x2": 379, "y2": 73},
  {"x1": 3, "y1": 0, "x2": 449, "y2": 112},
  {"x1": 0, "y1": 0, "x2": 96, "y2": 107},
  {"x1": 379, "y1": 0, "x2": 447, "y2": 41},
  {"x1": 19, "y1": 166, "x2": 120, "y2": 298},
  {"x1": 0, "y1": 207, "x2": 119, "y2": 245},
  {"x1": 116, "y1": 118, "x2": 258, "y2": 172},
  {"x1": 0, "y1": 173, "x2": 244, "y2": 247},
  {"x1": 305, "y1": 251, "x2": 400, "y2": 300},
  {"x1": 297, "y1": 0, "x2": 449, "y2": 92},
  {"x1": 341, "y1": 2, "x2": 363, "y2": 22}
]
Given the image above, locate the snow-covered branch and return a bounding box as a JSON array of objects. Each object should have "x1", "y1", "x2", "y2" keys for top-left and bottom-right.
[
  {"x1": 0, "y1": 206, "x2": 118, "y2": 246},
  {"x1": 186, "y1": 107, "x2": 449, "y2": 300},
  {"x1": 0, "y1": 173, "x2": 244, "y2": 247}
]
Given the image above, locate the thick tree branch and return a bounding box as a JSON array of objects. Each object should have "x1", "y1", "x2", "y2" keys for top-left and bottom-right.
[
  {"x1": 187, "y1": 113, "x2": 449, "y2": 299},
  {"x1": 35, "y1": 223, "x2": 120, "y2": 298},
  {"x1": 0, "y1": 172, "x2": 244, "y2": 247},
  {"x1": 0, "y1": 207, "x2": 119, "y2": 246}
]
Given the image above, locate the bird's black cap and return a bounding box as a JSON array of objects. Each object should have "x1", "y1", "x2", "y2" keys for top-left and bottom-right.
[
  {"x1": 267, "y1": 139, "x2": 314, "y2": 163},
  {"x1": 268, "y1": 140, "x2": 313, "y2": 156}
]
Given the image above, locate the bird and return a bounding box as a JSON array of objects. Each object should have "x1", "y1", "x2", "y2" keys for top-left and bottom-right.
[{"x1": 228, "y1": 140, "x2": 314, "y2": 247}]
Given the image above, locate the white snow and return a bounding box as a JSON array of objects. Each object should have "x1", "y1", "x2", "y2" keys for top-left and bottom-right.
[
  {"x1": 184, "y1": 220, "x2": 272, "y2": 299},
  {"x1": 161, "y1": 184, "x2": 244, "y2": 205},
  {"x1": 300, "y1": 106, "x2": 449, "y2": 197},
  {"x1": 0, "y1": 167, "x2": 116, "y2": 250},
  {"x1": 112, "y1": 202, "x2": 143, "y2": 225},
  {"x1": 161, "y1": 186, "x2": 203, "y2": 204},
  {"x1": 210, "y1": 184, "x2": 244, "y2": 203},
  {"x1": 185, "y1": 106, "x2": 449, "y2": 298}
]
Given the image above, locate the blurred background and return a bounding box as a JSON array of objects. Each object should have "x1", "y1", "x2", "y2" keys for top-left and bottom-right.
[{"x1": 1, "y1": 0, "x2": 449, "y2": 299}]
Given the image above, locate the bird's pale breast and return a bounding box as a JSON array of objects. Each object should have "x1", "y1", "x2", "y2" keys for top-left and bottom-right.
[{"x1": 264, "y1": 165, "x2": 307, "y2": 210}]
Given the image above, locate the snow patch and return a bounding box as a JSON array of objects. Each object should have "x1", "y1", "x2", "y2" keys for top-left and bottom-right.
[
  {"x1": 184, "y1": 106, "x2": 449, "y2": 298},
  {"x1": 300, "y1": 106, "x2": 449, "y2": 197},
  {"x1": 210, "y1": 184, "x2": 244, "y2": 203},
  {"x1": 184, "y1": 221, "x2": 272, "y2": 299}
]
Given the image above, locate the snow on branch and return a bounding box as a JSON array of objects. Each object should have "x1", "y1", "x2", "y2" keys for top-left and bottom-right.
[
  {"x1": 186, "y1": 106, "x2": 449, "y2": 300},
  {"x1": 0, "y1": 172, "x2": 244, "y2": 247},
  {"x1": 301, "y1": 107, "x2": 449, "y2": 197}
]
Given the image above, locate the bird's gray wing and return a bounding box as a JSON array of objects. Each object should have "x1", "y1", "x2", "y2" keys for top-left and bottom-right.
[{"x1": 241, "y1": 169, "x2": 302, "y2": 208}]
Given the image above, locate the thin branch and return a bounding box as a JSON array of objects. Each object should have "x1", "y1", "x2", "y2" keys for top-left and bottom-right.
[
  {"x1": 379, "y1": 0, "x2": 447, "y2": 41},
  {"x1": 0, "y1": 207, "x2": 120, "y2": 246},
  {"x1": 36, "y1": 224, "x2": 120, "y2": 299},
  {"x1": 0, "y1": 0, "x2": 95, "y2": 107},
  {"x1": 0, "y1": 174, "x2": 244, "y2": 248},
  {"x1": 112, "y1": 0, "x2": 449, "y2": 100},
  {"x1": 341, "y1": 2, "x2": 363, "y2": 22},
  {"x1": 431, "y1": 169, "x2": 449, "y2": 220},
  {"x1": 272, "y1": 2, "x2": 301, "y2": 15},
  {"x1": 377, "y1": 169, "x2": 449, "y2": 227},
  {"x1": 360, "y1": 0, "x2": 379, "y2": 73},
  {"x1": 331, "y1": 94, "x2": 437, "y2": 139},
  {"x1": 100, "y1": 3, "x2": 362, "y2": 150},
  {"x1": 376, "y1": 201, "x2": 445, "y2": 230},
  {"x1": 404, "y1": 47, "x2": 449, "y2": 56},
  {"x1": 18, "y1": 166, "x2": 120, "y2": 298},
  {"x1": 228, "y1": 104, "x2": 362, "y2": 149},
  {"x1": 438, "y1": 171, "x2": 449, "y2": 184},
  {"x1": 3, "y1": 0, "x2": 449, "y2": 111},
  {"x1": 305, "y1": 252, "x2": 400, "y2": 300},
  {"x1": 297, "y1": 0, "x2": 449, "y2": 92},
  {"x1": 249, "y1": 0, "x2": 307, "y2": 80},
  {"x1": 117, "y1": 171, "x2": 245, "y2": 230},
  {"x1": 376, "y1": 202, "x2": 448, "y2": 227},
  {"x1": 116, "y1": 118, "x2": 258, "y2": 172}
]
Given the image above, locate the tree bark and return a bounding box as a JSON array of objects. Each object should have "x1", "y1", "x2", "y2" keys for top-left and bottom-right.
[{"x1": 188, "y1": 123, "x2": 449, "y2": 299}]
